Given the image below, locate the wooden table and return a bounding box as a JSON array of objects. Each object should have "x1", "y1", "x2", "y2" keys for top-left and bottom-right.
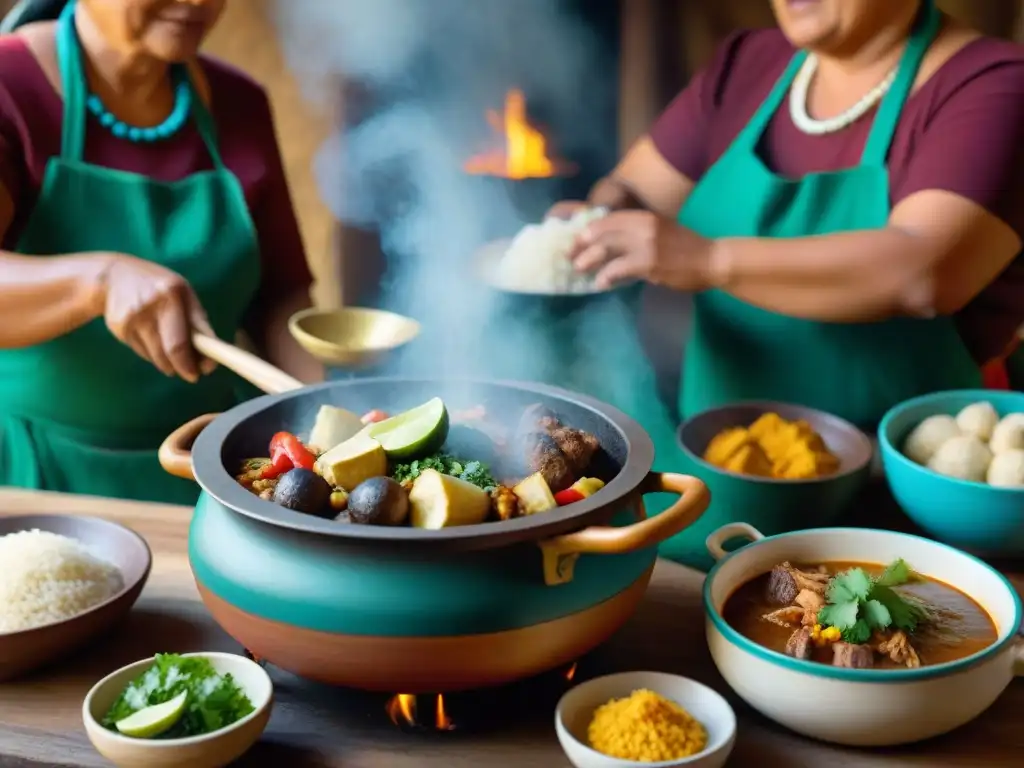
[{"x1": 1, "y1": 489, "x2": 1022, "y2": 767}]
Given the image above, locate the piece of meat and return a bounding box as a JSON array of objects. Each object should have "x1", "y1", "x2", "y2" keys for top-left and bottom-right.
[
  {"x1": 785, "y1": 627, "x2": 813, "y2": 659},
  {"x1": 766, "y1": 565, "x2": 799, "y2": 605},
  {"x1": 762, "y1": 606, "x2": 805, "y2": 627},
  {"x1": 832, "y1": 642, "x2": 875, "y2": 669},
  {"x1": 522, "y1": 432, "x2": 575, "y2": 492},
  {"x1": 491, "y1": 486, "x2": 519, "y2": 521},
  {"x1": 518, "y1": 404, "x2": 561, "y2": 435},
  {"x1": 548, "y1": 426, "x2": 600, "y2": 473},
  {"x1": 794, "y1": 589, "x2": 825, "y2": 626},
  {"x1": 876, "y1": 631, "x2": 922, "y2": 668}
]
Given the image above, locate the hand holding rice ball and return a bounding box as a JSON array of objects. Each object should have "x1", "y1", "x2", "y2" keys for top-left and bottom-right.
[{"x1": 902, "y1": 401, "x2": 1024, "y2": 488}]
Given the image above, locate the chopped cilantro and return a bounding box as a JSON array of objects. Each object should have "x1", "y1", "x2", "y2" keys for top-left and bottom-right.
[
  {"x1": 102, "y1": 654, "x2": 254, "y2": 738},
  {"x1": 817, "y1": 560, "x2": 928, "y2": 644},
  {"x1": 390, "y1": 453, "x2": 497, "y2": 491}
]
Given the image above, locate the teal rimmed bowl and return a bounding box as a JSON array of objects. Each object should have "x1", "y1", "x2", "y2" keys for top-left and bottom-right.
[
  {"x1": 879, "y1": 389, "x2": 1024, "y2": 557},
  {"x1": 702, "y1": 523, "x2": 1023, "y2": 746}
]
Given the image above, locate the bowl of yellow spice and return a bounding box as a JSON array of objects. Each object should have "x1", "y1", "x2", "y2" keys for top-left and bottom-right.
[
  {"x1": 660, "y1": 402, "x2": 873, "y2": 570},
  {"x1": 555, "y1": 671, "x2": 736, "y2": 767}
]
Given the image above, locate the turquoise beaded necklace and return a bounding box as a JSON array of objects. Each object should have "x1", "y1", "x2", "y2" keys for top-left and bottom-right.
[{"x1": 61, "y1": 1, "x2": 193, "y2": 144}]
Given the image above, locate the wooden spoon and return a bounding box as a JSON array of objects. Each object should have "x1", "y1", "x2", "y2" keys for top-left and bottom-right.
[{"x1": 191, "y1": 332, "x2": 303, "y2": 395}]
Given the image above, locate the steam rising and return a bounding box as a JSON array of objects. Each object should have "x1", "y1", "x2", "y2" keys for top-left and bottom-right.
[{"x1": 272, "y1": 0, "x2": 613, "y2": 380}]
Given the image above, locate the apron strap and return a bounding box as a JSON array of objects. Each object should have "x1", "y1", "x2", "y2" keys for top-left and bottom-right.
[
  {"x1": 55, "y1": 0, "x2": 87, "y2": 161},
  {"x1": 733, "y1": 50, "x2": 808, "y2": 151},
  {"x1": 54, "y1": 1, "x2": 226, "y2": 170},
  {"x1": 860, "y1": 0, "x2": 942, "y2": 166}
]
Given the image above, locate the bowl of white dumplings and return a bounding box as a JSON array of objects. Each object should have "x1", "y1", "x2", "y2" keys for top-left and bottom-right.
[{"x1": 878, "y1": 390, "x2": 1024, "y2": 557}]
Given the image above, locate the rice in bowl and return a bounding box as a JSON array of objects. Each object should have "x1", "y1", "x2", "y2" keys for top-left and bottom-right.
[{"x1": 0, "y1": 529, "x2": 124, "y2": 633}]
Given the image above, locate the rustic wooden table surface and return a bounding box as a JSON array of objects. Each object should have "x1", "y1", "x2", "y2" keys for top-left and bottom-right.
[{"x1": 0, "y1": 488, "x2": 1021, "y2": 768}]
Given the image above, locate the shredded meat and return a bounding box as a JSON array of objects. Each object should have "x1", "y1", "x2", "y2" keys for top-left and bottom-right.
[
  {"x1": 785, "y1": 627, "x2": 813, "y2": 660},
  {"x1": 794, "y1": 589, "x2": 825, "y2": 626},
  {"x1": 876, "y1": 631, "x2": 922, "y2": 668},
  {"x1": 766, "y1": 562, "x2": 829, "y2": 605},
  {"x1": 491, "y1": 486, "x2": 519, "y2": 521},
  {"x1": 548, "y1": 426, "x2": 599, "y2": 473},
  {"x1": 762, "y1": 606, "x2": 805, "y2": 627}
]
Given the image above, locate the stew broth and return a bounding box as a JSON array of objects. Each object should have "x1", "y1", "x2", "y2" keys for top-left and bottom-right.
[{"x1": 722, "y1": 561, "x2": 998, "y2": 669}]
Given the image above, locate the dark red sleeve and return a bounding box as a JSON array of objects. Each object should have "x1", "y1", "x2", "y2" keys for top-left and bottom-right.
[
  {"x1": 648, "y1": 30, "x2": 757, "y2": 180},
  {"x1": 248, "y1": 90, "x2": 314, "y2": 301},
  {"x1": 894, "y1": 55, "x2": 1024, "y2": 240},
  {"x1": 0, "y1": 40, "x2": 28, "y2": 221}
]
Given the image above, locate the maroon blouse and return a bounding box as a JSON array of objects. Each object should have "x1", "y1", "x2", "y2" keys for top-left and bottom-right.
[
  {"x1": 0, "y1": 35, "x2": 313, "y2": 326},
  {"x1": 650, "y1": 28, "x2": 1024, "y2": 365}
]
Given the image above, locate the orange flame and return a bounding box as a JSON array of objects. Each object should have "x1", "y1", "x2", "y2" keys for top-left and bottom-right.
[
  {"x1": 564, "y1": 662, "x2": 578, "y2": 681},
  {"x1": 385, "y1": 693, "x2": 456, "y2": 730},
  {"x1": 463, "y1": 89, "x2": 573, "y2": 179}
]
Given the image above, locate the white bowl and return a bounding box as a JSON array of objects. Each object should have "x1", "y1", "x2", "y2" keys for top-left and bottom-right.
[
  {"x1": 704, "y1": 523, "x2": 1024, "y2": 746},
  {"x1": 555, "y1": 671, "x2": 736, "y2": 768},
  {"x1": 83, "y1": 652, "x2": 273, "y2": 768}
]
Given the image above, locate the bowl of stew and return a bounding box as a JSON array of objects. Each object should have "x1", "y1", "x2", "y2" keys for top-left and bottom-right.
[{"x1": 702, "y1": 523, "x2": 1023, "y2": 747}]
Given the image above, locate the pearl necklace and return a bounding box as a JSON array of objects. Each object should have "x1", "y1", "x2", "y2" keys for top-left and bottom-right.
[{"x1": 789, "y1": 54, "x2": 899, "y2": 135}]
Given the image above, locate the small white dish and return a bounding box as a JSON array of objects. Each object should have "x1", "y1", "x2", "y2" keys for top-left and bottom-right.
[
  {"x1": 83, "y1": 652, "x2": 273, "y2": 768},
  {"x1": 555, "y1": 671, "x2": 736, "y2": 768}
]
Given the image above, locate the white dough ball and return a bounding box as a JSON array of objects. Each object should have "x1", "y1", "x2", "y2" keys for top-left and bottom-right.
[
  {"x1": 902, "y1": 415, "x2": 962, "y2": 465},
  {"x1": 989, "y1": 413, "x2": 1024, "y2": 455},
  {"x1": 986, "y1": 449, "x2": 1024, "y2": 488},
  {"x1": 927, "y1": 435, "x2": 992, "y2": 483},
  {"x1": 955, "y1": 401, "x2": 999, "y2": 442}
]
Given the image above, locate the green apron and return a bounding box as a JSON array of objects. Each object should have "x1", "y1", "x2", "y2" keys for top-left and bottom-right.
[
  {"x1": 651, "y1": 1, "x2": 984, "y2": 562},
  {"x1": 0, "y1": 4, "x2": 261, "y2": 504}
]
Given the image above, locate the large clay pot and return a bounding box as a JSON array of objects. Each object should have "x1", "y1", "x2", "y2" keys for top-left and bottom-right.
[{"x1": 160, "y1": 378, "x2": 710, "y2": 692}]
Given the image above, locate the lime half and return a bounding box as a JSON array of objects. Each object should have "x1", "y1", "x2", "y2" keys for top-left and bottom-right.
[
  {"x1": 115, "y1": 690, "x2": 188, "y2": 739},
  {"x1": 367, "y1": 397, "x2": 449, "y2": 459}
]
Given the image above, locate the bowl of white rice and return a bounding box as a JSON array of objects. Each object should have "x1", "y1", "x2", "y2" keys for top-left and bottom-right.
[
  {"x1": 0, "y1": 515, "x2": 151, "y2": 681},
  {"x1": 476, "y1": 207, "x2": 636, "y2": 301}
]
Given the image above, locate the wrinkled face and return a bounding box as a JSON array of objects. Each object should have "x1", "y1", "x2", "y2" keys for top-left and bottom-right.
[
  {"x1": 769, "y1": 0, "x2": 921, "y2": 52},
  {"x1": 80, "y1": 0, "x2": 226, "y2": 62}
]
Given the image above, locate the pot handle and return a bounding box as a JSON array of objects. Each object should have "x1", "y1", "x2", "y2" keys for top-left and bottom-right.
[
  {"x1": 705, "y1": 522, "x2": 765, "y2": 562},
  {"x1": 538, "y1": 472, "x2": 709, "y2": 586},
  {"x1": 158, "y1": 413, "x2": 219, "y2": 482}
]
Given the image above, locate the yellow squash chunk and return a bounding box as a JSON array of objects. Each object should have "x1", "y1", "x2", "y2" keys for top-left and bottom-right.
[
  {"x1": 308, "y1": 405, "x2": 366, "y2": 453},
  {"x1": 408, "y1": 469, "x2": 491, "y2": 529},
  {"x1": 315, "y1": 433, "x2": 387, "y2": 490},
  {"x1": 513, "y1": 472, "x2": 558, "y2": 515}
]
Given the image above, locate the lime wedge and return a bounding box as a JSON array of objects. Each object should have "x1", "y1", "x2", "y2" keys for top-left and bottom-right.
[
  {"x1": 115, "y1": 690, "x2": 188, "y2": 739},
  {"x1": 367, "y1": 397, "x2": 449, "y2": 459}
]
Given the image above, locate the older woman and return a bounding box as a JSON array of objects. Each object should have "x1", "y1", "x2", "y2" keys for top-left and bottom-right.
[
  {"x1": 560, "y1": 0, "x2": 1023, "y2": 439},
  {"x1": 0, "y1": 0, "x2": 322, "y2": 503}
]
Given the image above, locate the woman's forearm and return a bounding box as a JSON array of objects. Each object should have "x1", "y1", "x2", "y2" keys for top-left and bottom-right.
[
  {"x1": 0, "y1": 251, "x2": 108, "y2": 348},
  {"x1": 260, "y1": 290, "x2": 325, "y2": 384},
  {"x1": 712, "y1": 226, "x2": 934, "y2": 323}
]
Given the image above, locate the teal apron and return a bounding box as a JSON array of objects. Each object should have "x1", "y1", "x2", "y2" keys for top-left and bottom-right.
[
  {"x1": 0, "y1": 3, "x2": 261, "y2": 504},
  {"x1": 652, "y1": 1, "x2": 984, "y2": 563}
]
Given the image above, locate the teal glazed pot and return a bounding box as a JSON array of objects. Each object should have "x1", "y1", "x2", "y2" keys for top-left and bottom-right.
[
  {"x1": 660, "y1": 401, "x2": 874, "y2": 571},
  {"x1": 159, "y1": 378, "x2": 710, "y2": 693},
  {"x1": 879, "y1": 389, "x2": 1024, "y2": 557}
]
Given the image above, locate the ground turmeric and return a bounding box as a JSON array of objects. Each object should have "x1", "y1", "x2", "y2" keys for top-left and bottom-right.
[
  {"x1": 587, "y1": 688, "x2": 707, "y2": 762},
  {"x1": 703, "y1": 412, "x2": 839, "y2": 480}
]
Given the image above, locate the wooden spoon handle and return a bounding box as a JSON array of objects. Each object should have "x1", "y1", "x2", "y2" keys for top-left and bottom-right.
[{"x1": 192, "y1": 332, "x2": 304, "y2": 395}]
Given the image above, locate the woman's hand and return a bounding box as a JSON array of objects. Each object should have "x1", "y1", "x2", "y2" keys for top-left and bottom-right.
[
  {"x1": 95, "y1": 254, "x2": 216, "y2": 382},
  {"x1": 570, "y1": 210, "x2": 719, "y2": 291}
]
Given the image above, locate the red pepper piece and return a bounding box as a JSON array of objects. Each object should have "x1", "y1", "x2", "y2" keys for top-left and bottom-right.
[
  {"x1": 554, "y1": 488, "x2": 586, "y2": 506},
  {"x1": 268, "y1": 431, "x2": 316, "y2": 471},
  {"x1": 260, "y1": 451, "x2": 293, "y2": 480}
]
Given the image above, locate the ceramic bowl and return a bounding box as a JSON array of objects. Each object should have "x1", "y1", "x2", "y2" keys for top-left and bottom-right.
[
  {"x1": 662, "y1": 401, "x2": 873, "y2": 570},
  {"x1": 555, "y1": 671, "x2": 736, "y2": 768},
  {"x1": 703, "y1": 523, "x2": 1024, "y2": 746},
  {"x1": 83, "y1": 652, "x2": 273, "y2": 768},
  {"x1": 0, "y1": 514, "x2": 151, "y2": 681},
  {"x1": 879, "y1": 389, "x2": 1024, "y2": 557}
]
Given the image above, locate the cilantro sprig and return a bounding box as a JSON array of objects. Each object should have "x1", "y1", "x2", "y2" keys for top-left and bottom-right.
[
  {"x1": 390, "y1": 453, "x2": 497, "y2": 491},
  {"x1": 816, "y1": 559, "x2": 929, "y2": 645}
]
